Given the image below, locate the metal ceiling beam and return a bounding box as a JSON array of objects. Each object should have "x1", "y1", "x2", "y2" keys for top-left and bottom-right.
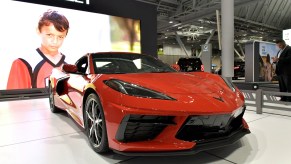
[
  {"x1": 274, "y1": 0, "x2": 287, "y2": 25},
  {"x1": 205, "y1": 29, "x2": 215, "y2": 44},
  {"x1": 249, "y1": 1, "x2": 264, "y2": 21},
  {"x1": 136, "y1": 0, "x2": 177, "y2": 11},
  {"x1": 158, "y1": 0, "x2": 264, "y2": 31},
  {"x1": 262, "y1": 0, "x2": 277, "y2": 24},
  {"x1": 254, "y1": 0, "x2": 268, "y2": 22},
  {"x1": 234, "y1": 0, "x2": 264, "y2": 8},
  {"x1": 278, "y1": 0, "x2": 291, "y2": 27},
  {"x1": 170, "y1": 0, "x2": 217, "y2": 18},
  {"x1": 175, "y1": 31, "x2": 190, "y2": 57},
  {"x1": 234, "y1": 16, "x2": 282, "y2": 31},
  {"x1": 192, "y1": 0, "x2": 197, "y2": 8},
  {"x1": 138, "y1": 0, "x2": 286, "y2": 47},
  {"x1": 248, "y1": 2, "x2": 259, "y2": 20},
  {"x1": 260, "y1": 0, "x2": 272, "y2": 23},
  {"x1": 161, "y1": 0, "x2": 179, "y2": 5},
  {"x1": 234, "y1": 48, "x2": 245, "y2": 61},
  {"x1": 245, "y1": 5, "x2": 250, "y2": 19},
  {"x1": 267, "y1": 0, "x2": 284, "y2": 25}
]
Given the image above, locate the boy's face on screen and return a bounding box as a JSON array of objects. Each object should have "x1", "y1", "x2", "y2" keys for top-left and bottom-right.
[{"x1": 38, "y1": 23, "x2": 67, "y2": 55}]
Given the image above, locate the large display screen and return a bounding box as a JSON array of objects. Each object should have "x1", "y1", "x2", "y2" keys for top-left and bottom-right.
[
  {"x1": 258, "y1": 42, "x2": 278, "y2": 81},
  {"x1": 0, "y1": 0, "x2": 140, "y2": 90},
  {"x1": 283, "y1": 29, "x2": 291, "y2": 46},
  {"x1": 259, "y1": 42, "x2": 278, "y2": 60}
]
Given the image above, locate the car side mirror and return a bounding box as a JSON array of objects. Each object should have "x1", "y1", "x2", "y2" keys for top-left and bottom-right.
[
  {"x1": 171, "y1": 64, "x2": 180, "y2": 71},
  {"x1": 62, "y1": 64, "x2": 78, "y2": 73}
]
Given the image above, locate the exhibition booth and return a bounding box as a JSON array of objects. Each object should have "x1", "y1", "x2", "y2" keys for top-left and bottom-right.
[{"x1": 1, "y1": 1, "x2": 291, "y2": 164}]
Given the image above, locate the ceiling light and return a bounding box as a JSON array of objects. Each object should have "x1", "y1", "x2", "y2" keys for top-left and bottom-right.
[{"x1": 169, "y1": 21, "x2": 173, "y2": 24}]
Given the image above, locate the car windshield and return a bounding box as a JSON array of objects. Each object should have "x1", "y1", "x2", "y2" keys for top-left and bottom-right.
[{"x1": 92, "y1": 53, "x2": 176, "y2": 74}]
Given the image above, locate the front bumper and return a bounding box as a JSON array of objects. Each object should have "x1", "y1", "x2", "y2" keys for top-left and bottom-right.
[
  {"x1": 109, "y1": 106, "x2": 250, "y2": 156},
  {"x1": 113, "y1": 127, "x2": 250, "y2": 156}
]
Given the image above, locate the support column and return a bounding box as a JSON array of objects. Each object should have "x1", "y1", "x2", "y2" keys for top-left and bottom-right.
[{"x1": 221, "y1": 0, "x2": 234, "y2": 80}]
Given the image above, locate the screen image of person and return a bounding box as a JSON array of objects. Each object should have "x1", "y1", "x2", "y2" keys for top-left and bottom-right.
[
  {"x1": 1, "y1": 1, "x2": 139, "y2": 90},
  {"x1": 264, "y1": 54, "x2": 273, "y2": 82},
  {"x1": 6, "y1": 10, "x2": 69, "y2": 89}
]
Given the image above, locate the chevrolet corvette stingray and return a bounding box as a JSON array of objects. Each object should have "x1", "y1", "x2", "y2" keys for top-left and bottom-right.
[{"x1": 49, "y1": 52, "x2": 250, "y2": 156}]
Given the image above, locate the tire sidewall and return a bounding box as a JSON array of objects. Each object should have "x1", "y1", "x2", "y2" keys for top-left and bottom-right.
[{"x1": 84, "y1": 93, "x2": 109, "y2": 153}]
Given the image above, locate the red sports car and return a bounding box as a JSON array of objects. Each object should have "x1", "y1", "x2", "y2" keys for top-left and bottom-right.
[{"x1": 49, "y1": 52, "x2": 250, "y2": 156}]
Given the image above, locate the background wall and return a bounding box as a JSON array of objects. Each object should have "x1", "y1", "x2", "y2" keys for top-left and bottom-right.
[{"x1": 163, "y1": 44, "x2": 192, "y2": 56}]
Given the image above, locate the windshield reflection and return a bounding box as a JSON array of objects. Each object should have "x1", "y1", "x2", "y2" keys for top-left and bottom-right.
[{"x1": 92, "y1": 53, "x2": 176, "y2": 74}]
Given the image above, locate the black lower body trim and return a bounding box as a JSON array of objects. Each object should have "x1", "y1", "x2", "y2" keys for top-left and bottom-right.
[{"x1": 113, "y1": 128, "x2": 250, "y2": 156}]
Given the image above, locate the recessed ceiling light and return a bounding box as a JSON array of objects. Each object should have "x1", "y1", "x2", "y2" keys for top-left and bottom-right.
[{"x1": 169, "y1": 21, "x2": 173, "y2": 24}]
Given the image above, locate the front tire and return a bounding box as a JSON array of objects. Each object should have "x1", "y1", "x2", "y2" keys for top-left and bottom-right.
[
  {"x1": 49, "y1": 83, "x2": 62, "y2": 113},
  {"x1": 84, "y1": 93, "x2": 109, "y2": 153}
]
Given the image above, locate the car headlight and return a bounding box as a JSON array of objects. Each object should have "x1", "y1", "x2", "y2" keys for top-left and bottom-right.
[
  {"x1": 232, "y1": 106, "x2": 244, "y2": 118},
  {"x1": 221, "y1": 76, "x2": 236, "y2": 92},
  {"x1": 104, "y1": 79, "x2": 176, "y2": 100}
]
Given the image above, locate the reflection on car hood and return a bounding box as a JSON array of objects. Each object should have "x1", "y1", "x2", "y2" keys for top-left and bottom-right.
[{"x1": 106, "y1": 72, "x2": 223, "y2": 94}]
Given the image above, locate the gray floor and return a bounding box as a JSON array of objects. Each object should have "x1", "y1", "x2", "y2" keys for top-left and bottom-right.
[{"x1": 1, "y1": 98, "x2": 291, "y2": 164}]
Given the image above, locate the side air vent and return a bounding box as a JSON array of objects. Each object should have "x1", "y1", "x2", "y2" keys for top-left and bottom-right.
[{"x1": 116, "y1": 115, "x2": 176, "y2": 142}]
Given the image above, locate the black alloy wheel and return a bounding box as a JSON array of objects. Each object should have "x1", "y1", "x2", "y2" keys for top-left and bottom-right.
[
  {"x1": 49, "y1": 83, "x2": 62, "y2": 113},
  {"x1": 84, "y1": 93, "x2": 109, "y2": 153}
]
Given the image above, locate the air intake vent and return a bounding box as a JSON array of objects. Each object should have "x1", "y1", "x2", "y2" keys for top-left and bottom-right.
[
  {"x1": 116, "y1": 115, "x2": 175, "y2": 142},
  {"x1": 176, "y1": 111, "x2": 244, "y2": 143}
]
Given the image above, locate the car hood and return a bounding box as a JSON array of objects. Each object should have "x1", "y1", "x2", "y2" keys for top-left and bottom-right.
[{"x1": 103, "y1": 72, "x2": 223, "y2": 94}]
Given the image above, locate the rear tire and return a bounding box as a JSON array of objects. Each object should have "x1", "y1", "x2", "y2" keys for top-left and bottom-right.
[{"x1": 84, "y1": 93, "x2": 109, "y2": 153}]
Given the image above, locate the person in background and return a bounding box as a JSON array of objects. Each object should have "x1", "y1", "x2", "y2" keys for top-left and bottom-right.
[
  {"x1": 7, "y1": 10, "x2": 69, "y2": 89},
  {"x1": 264, "y1": 54, "x2": 273, "y2": 81},
  {"x1": 272, "y1": 39, "x2": 291, "y2": 101}
]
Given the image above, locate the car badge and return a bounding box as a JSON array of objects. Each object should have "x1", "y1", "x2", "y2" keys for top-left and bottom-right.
[{"x1": 213, "y1": 96, "x2": 224, "y2": 102}]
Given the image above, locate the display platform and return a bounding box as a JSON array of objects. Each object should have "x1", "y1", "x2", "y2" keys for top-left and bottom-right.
[{"x1": 0, "y1": 98, "x2": 291, "y2": 163}]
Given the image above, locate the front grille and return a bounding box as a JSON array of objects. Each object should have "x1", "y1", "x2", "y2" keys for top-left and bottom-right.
[
  {"x1": 116, "y1": 115, "x2": 175, "y2": 142},
  {"x1": 176, "y1": 109, "x2": 245, "y2": 143}
]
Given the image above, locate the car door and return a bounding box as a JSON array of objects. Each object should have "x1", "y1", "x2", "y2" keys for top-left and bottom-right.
[{"x1": 66, "y1": 56, "x2": 90, "y2": 119}]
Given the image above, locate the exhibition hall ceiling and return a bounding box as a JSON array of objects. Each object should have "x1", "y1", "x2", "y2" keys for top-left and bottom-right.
[{"x1": 136, "y1": 0, "x2": 291, "y2": 49}]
